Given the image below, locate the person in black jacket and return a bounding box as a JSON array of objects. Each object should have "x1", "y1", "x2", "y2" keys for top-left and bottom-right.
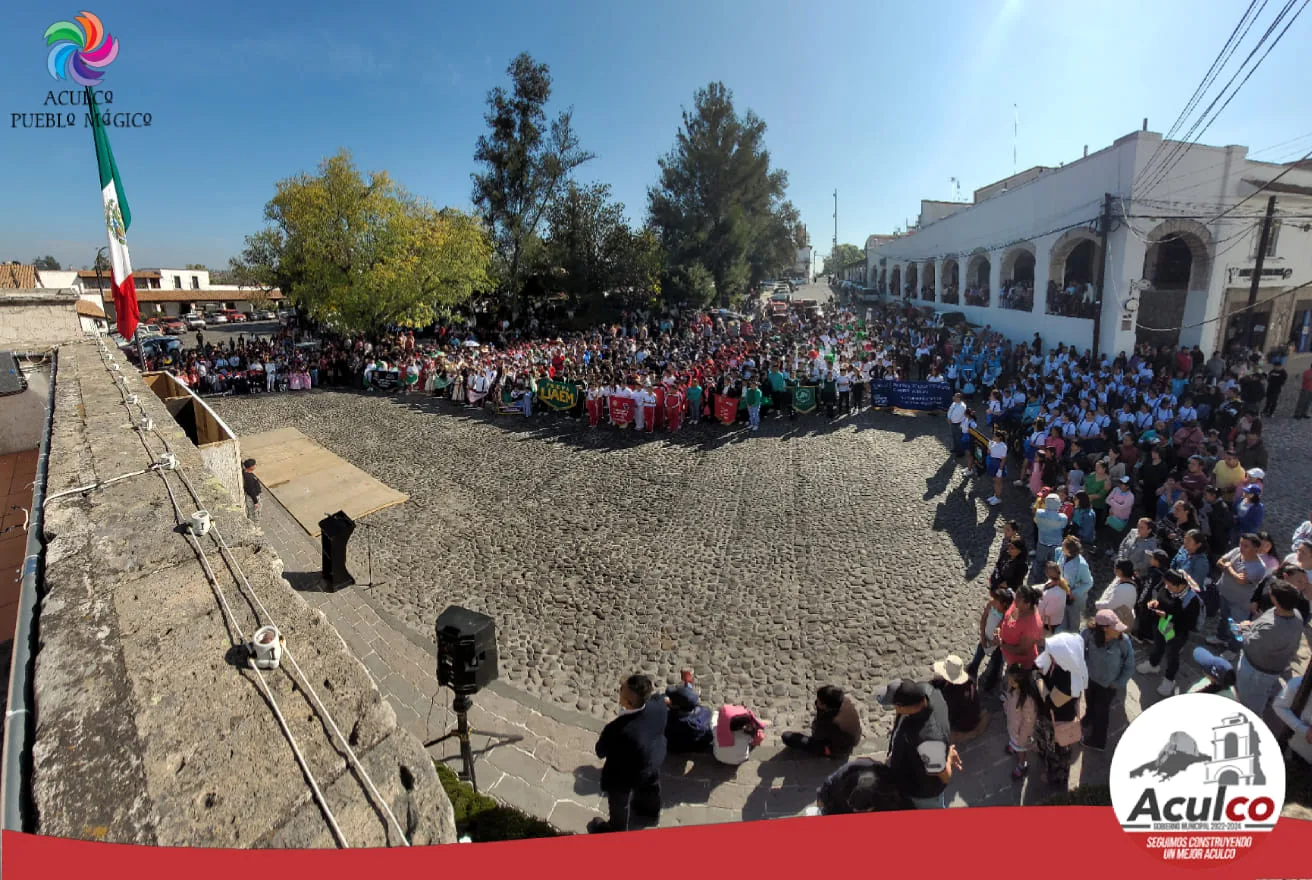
[
  {"x1": 1137, "y1": 568, "x2": 1203, "y2": 698},
  {"x1": 242, "y1": 458, "x2": 262, "y2": 521},
  {"x1": 588, "y1": 674, "x2": 667, "y2": 834},
  {"x1": 781, "y1": 685, "x2": 863, "y2": 758}
]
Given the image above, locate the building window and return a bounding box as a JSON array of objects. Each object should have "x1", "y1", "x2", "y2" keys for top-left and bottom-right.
[
  {"x1": 191, "y1": 275, "x2": 200, "y2": 289},
  {"x1": 149, "y1": 278, "x2": 160, "y2": 289},
  {"x1": 173, "y1": 275, "x2": 182, "y2": 289},
  {"x1": 1252, "y1": 220, "x2": 1281, "y2": 259}
]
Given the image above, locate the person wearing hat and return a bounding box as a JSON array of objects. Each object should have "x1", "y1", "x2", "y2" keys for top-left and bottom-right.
[
  {"x1": 780, "y1": 685, "x2": 863, "y2": 758},
  {"x1": 1080, "y1": 609, "x2": 1134, "y2": 750},
  {"x1": 1032, "y1": 493, "x2": 1069, "y2": 583},
  {"x1": 242, "y1": 459, "x2": 262, "y2": 521},
  {"x1": 1235, "y1": 485, "x2": 1265, "y2": 540},
  {"x1": 1189, "y1": 646, "x2": 1238, "y2": 696},
  {"x1": 929, "y1": 654, "x2": 989, "y2": 744},
  {"x1": 877, "y1": 680, "x2": 959, "y2": 809}
]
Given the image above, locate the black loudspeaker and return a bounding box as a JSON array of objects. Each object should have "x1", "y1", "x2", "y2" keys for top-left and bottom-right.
[
  {"x1": 435, "y1": 605, "x2": 498, "y2": 695},
  {"x1": 319, "y1": 511, "x2": 356, "y2": 591}
]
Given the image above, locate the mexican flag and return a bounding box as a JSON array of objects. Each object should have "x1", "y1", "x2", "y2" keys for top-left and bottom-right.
[{"x1": 86, "y1": 86, "x2": 137, "y2": 339}]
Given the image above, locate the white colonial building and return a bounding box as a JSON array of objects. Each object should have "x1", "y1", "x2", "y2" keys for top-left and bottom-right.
[{"x1": 864, "y1": 127, "x2": 1312, "y2": 358}]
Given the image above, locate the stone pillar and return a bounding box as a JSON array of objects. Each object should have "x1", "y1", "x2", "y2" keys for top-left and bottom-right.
[
  {"x1": 1032, "y1": 241, "x2": 1052, "y2": 315},
  {"x1": 988, "y1": 250, "x2": 1003, "y2": 309},
  {"x1": 934, "y1": 258, "x2": 944, "y2": 302},
  {"x1": 1103, "y1": 227, "x2": 1146, "y2": 358}
]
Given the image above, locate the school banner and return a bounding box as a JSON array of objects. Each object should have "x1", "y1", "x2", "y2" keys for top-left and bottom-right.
[
  {"x1": 608, "y1": 395, "x2": 635, "y2": 427},
  {"x1": 370, "y1": 369, "x2": 400, "y2": 390},
  {"x1": 536, "y1": 379, "x2": 580, "y2": 411},
  {"x1": 714, "y1": 394, "x2": 738, "y2": 426},
  {"x1": 867, "y1": 380, "x2": 953, "y2": 412},
  {"x1": 792, "y1": 385, "x2": 817, "y2": 413}
]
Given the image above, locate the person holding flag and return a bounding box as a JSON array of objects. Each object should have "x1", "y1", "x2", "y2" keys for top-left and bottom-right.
[{"x1": 86, "y1": 87, "x2": 138, "y2": 340}]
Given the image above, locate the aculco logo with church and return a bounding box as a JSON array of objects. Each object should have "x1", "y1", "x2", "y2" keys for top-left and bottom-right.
[{"x1": 1110, "y1": 693, "x2": 1285, "y2": 834}]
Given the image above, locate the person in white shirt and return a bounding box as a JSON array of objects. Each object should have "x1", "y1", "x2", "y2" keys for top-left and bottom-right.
[
  {"x1": 986, "y1": 428, "x2": 1009, "y2": 506},
  {"x1": 946, "y1": 393, "x2": 967, "y2": 457}
]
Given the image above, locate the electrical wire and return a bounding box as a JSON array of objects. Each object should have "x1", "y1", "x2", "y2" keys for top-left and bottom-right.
[
  {"x1": 98, "y1": 353, "x2": 352, "y2": 849},
  {"x1": 1133, "y1": 274, "x2": 1312, "y2": 333},
  {"x1": 872, "y1": 210, "x2": 1101, "y2": 266},
  {"x1": 42, "y1": 466, "x2": 160, "y2": 505},
  {"x1": 1139, "y1": 0, "x2": 1308, "y2": 195},
  {"x1": 1136, "y1": 0, "x2": 1264, "y2": 189},
  {"x1": 116, "y1": 372, "x2": 411, "y2": 846}
]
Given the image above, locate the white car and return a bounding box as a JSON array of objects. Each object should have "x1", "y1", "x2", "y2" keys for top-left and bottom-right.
[
  {"x1": 207, "y1": 312, "x2": 228, "y2": 325},
  {"x1": 183, "y1": 312, "x2": 207, "y2": 329}
]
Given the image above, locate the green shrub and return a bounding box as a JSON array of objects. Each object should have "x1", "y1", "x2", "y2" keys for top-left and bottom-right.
[
  {"x1": 1042, "y1": 784, "x2": 1112, "y2": 807},
  {"x1": 435, "y1": 762, "x2": 566, "y2": 841}
]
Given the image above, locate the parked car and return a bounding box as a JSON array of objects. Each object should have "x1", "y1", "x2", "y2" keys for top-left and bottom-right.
[
  {"x1": 182, "y1": 312, "x2": 207, "y2": 329},
  {"x1": 207, "y1": 311, "x2": 228, "y2": 324},
  {"x1": 223, "y1": 309, "x2": 247, "y2": 323},
  {"x1": 161, "y1": 318, "x2": 187, "y2": 335},
  {"x1": 253, "y1": 309, "x2": 276, "y2": 321}
]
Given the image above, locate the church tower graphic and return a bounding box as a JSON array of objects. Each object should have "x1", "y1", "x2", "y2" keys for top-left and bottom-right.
[{"x1": 1204, "y1": 714, "x2": 1265, "y2": 787}]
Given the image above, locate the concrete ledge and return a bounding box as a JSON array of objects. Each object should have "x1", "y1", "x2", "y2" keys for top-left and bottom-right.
[{"x1": 30, "y1": 342, "x2": 456, "y2": 847}]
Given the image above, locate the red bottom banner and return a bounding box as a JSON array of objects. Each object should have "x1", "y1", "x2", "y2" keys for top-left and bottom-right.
[{"x1": 4, "y1": 811, "x2": 1308, "y2": 879}]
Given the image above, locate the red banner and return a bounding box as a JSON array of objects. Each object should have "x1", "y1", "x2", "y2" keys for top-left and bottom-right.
[
  {"x1": 714, "y1": 394, "x2": 738, "y2": 425},
  {"x1": 3, "y1": 814, "x2": 1309, "y2": 879},
  {"x1": 609, "y1": 395, "x2": 635, "y2": 427}
]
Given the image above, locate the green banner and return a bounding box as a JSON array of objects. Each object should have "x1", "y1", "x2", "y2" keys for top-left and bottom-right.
[
  {"x1": 792, "y1": 385, "x2": 817, "y2": 414},
  {"x1": 536, "y1": 380, "x2": 580, "y2": 411}
]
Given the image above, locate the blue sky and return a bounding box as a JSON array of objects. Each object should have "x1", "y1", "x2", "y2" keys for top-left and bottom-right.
[{"x1": 2, "y1": 0, "x2": 1309, "y2": 271}]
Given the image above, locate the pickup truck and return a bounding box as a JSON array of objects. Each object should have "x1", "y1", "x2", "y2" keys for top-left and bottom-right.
[{"x1": 183, "y1": 312, "x2": 207, "y2": 329}]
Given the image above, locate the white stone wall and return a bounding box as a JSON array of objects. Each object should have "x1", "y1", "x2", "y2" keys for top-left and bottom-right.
[{"x1": 0, "y1": 292, "x2": 85, "y2": 347}]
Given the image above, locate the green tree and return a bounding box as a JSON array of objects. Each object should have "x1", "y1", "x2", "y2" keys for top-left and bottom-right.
[
  {"x1": 184, "y1": 263, "x2": 208, "y2": 271},
  {"x1": 648, "y1": 82, "x2": 793, "y2": 307},
  {"x1": 232, "y1": 150, "x2": 492, "y2": 333},
  {"x1": 472, "y1": 53, "x2": 595, "y2": 312},
  {"x1": 32, "y1": 255, "x2": 61, "y2": 270},
  {"x1": 542, "y1": 182, "x2": 664, "y2": 312},
  {"x1": 822, "y1": 243, "x2": 864, "y2": 275}
]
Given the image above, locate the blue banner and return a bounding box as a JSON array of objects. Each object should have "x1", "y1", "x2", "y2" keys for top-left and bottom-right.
[{"x1": 868, "y1": 380, "x2": 954, "y2": 412}]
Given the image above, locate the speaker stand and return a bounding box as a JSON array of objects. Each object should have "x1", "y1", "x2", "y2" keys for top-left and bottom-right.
[
  {"x1": 424, "y1": 693, "x2": 523, "y2": 794},
  {"x1": 428, "y1": 694, "x2": 479, "y2": 790}
]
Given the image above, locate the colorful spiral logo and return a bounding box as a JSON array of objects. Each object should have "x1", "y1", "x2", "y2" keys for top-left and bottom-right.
[{"x1": 45, "y1": 11, "x2": 119, "y2": 86}]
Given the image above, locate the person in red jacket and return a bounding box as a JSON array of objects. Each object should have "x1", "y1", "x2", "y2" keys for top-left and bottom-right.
[{"x1": 665, "y1": 383, "x2": 685, "y2": 432}]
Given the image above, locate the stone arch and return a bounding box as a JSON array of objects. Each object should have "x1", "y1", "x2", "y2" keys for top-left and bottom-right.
[
  {"x1": 1049, "y1": 228, "x2": 1100, "y2": 284},
  {"x1": 941, "y1": 258, "x2": 960, "y2": 304},
  {"x1": 890, "y1": 265, "x2": 902, "y2": 298},
  {"x1": 923, "y1": 261, "x2": 936, "y2": 302},
  {"x1": 906, "y1": 263, "x2": 919, "y2": 298},
  {"x1": 1001, "y1": 243, "x2": 1037, "y2": 284},
  {"x1": 1142, "y1": 218, "x2": 1213, "y2": 291},
  {"x1": 966, "y1": 251, "x2": 989, "y2": 287}
]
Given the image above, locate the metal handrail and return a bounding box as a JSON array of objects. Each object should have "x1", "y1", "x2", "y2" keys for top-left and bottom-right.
[{"x1": 1, "y1": 347, "x2": 59, "y2": 839}]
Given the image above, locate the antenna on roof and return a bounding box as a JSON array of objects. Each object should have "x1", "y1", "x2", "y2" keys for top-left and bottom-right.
[{"x1": 950, "y1": 177, "x2": 961, "y2": 201}]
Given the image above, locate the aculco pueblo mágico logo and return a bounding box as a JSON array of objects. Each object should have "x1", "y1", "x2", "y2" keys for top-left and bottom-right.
[{"x1": 1110, "y1": 693, "x2": 1285, "y2": 864}]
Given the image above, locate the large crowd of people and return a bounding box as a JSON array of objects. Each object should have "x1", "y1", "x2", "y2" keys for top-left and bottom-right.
[{"x1": 150, "y1": 279, "x2": 1310, "y2": 825}]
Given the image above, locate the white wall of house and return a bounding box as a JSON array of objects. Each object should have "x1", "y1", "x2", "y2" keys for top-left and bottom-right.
[{"x1": 866, "y1": 129, "x2": 1312, "y2": 357}]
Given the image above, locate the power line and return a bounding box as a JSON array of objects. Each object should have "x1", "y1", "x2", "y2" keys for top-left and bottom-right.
[
  {"x1": 1134, "y1": 273, "x2": 1312, "y2": 333},
  {"x1": 1136, "y1": 0, "x2": 1264, "y2": 187},
  {"x1": 1139, "y1": 0, "x2": 1307, "y2": 195}
]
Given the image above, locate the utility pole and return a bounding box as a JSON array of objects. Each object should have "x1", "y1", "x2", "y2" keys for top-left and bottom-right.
[
  {"x1": 1091, "y1": 193, "x2": 1113, "y2": 360},
  {"x1": 1244, "y1": 195, "x2": 1278, "y2": 351},
  {"x1": 832, "y1": 189, "x2": 838, "y2": 279}
]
